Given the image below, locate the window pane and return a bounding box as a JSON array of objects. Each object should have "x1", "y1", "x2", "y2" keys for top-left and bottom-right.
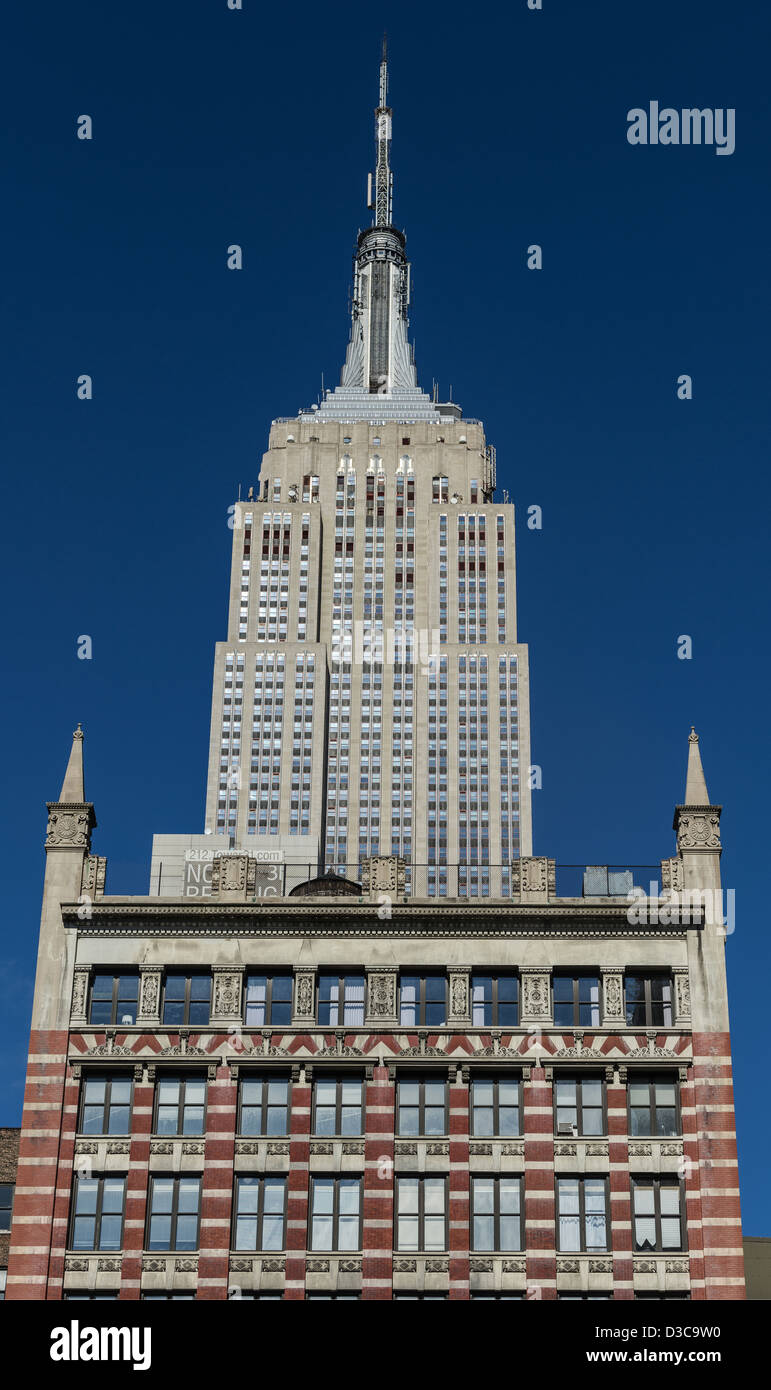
[{"x1": 553, "y1": 977, "x2": 574, "y2": 1003}]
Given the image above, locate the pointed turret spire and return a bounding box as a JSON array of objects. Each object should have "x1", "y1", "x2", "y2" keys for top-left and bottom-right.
[
  {"x1": 371, "y1": 34, "x2": 393, "y2": 228},
  {"x1": 59, "y1": 723, "x2": 85, "y2": 801},
  {"x1": 685, "y1": 726, "x2": 711, "y2": 805}
]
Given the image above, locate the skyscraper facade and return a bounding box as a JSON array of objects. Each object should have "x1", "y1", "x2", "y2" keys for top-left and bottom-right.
[{"x1": 6, "y1": 51, "x2": 744, "y2": 1302}]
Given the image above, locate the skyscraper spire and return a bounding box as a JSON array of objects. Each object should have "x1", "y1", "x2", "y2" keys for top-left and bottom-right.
[
  {"x1": 310, "y1": 41, "x2": 460, "y2": 422},
  {"x1": 371, "y1": 34, "x2": 393, "y2": 228}
]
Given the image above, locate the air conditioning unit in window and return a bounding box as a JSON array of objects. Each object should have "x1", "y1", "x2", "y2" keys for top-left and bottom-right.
[{"x1": 558, "y1": 1122, "x2": 578, "y2": 1136}]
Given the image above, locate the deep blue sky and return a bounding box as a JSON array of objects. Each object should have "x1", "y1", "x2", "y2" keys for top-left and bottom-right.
[{"x1": 2, "y1": 1, "x2": 769, "y2": 1233}]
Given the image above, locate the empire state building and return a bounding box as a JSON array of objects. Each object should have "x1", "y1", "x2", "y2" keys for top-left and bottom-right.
[{"x1": 173, "y1": 44, "x2": 533, "y2": 902}]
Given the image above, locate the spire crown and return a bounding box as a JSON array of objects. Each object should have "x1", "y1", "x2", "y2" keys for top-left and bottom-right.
[
  {"x1": 684, "y1": 726, "x2": 711, "y2": 806},
  {"x1": 59, "y1": 723, "x2": 86, "y2": 802}
]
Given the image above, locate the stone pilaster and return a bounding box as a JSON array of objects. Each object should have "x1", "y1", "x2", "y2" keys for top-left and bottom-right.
[
  {"x1": 70, "y1": 967, "x2": 90, "y2": 1026},
  {"x1": 673, "y1": 967, "x2": 691, "y2": 1026},
  {"x1": 210, "y1": 967, "x2": 244, "y2": 1026},
  {"x1": 365, "y1": 969, "x2": 398, "y2": 1027},
  {"x1": 136, "y1": 968, "x2": 162, "y2": 1027},
  {"x1": 520, "y1": 968, "x2": 551, "y2": 1028},
  {"x1": 292, "y1": 970, "x2": 316, "y2": 1026},
  {"x1": 448, "y1": 968, "x2": 471, "y2": 1026},
  {"x1": 601, "y1": 967, "x2": 625, "y2": 1028}
]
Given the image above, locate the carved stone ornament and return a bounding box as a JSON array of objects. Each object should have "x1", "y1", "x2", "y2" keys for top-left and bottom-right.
[
  {"x1": 137, "y1": 969, "x2": 161, "y2": 1024},
  {"x1": 502, "y1": 1260, "x2": 525, "y2": 1274},
  {"x1": 635, "y1": 1260, "x2": 656, "y2": 1273},
  {"x1": 520, "y1": 969, "x2": 550, "y2": 1021},
  {"x1": 261, "y1": 1259, "x2": 285, "y2": 1273},
  {"x1": 661, "y1": 857, "x2": 684, "y2": 892},
  {"x1": 96, "y1": 1258, "x2": 122, "y2": 1272},
  {"x1": 294, "y1": 972, "x2": 315, "y2": 1021},
  {"x1": 470, "y1": 1143, "x2": 493, "y2": 1156},
  {"x1": 448, "y1": 970, "x2": 470, "y2": 1021},
  {"x1": 81, "y1": 855, "x2": 107, "y2": 897},
  {"x1": 628, "y1": 1143, "x2": 653, "y2": 1157},
  {"x1": 71, "y1": 968, "x2": 89, "y2": 1023},
  {"x1": 367, "y1": 971, "x2": 398, "y2": 1021},
  {"x1": 306, "y1": 1259, "x2": 330, "y2": 1273},
  {"x1": 230, "y1": 1257, "x2": 254, "y2": 1272},
  {"x1": 589, "y1": 1260, "x2": 612, "y2": 1273},
  {"x1": 425, "y1": 1259, "x2": 448, "y2": 1273},
  {"x1": 361, "y1": 855, "x2": 405, "y2": 896},
  {"x1": 394, "y1": 1259, "x2": 417, "y2": 1273},
  {"x1": 674, "y1": 970, "x2": 691, "y2": 1022},
  {"x1": 470, "y1": 1259, "x2": 493, "y2": 1273},
  {"x1": 676, "y1": 809, "x2": 721, "y2": 851},
  {"x1": 211, "y1": 969, "x2": 243, "y2": 1020},
  {"x1": 601, "y1": 969, "x2": 624, "y2": 1022},
  {"x1": 65, "y1": 1258, "x2": 90, "y2": 1273},
  {"x1": 665, "y1": 1260, "x2": 690, "y2": 1274},
  {"x1": 46, "y1": 804, "x2": 94, "y2": 850},
  {"x1": 557, "y1": 1260, "x2": 580, "y2": 1273}
]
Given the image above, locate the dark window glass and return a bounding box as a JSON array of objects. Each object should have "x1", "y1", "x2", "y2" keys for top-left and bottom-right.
[
  {"x1": 471, "y1": 975, "x2": 519, "y2": 1026},
  {"x1": 239, "y1": 1076, "x2": 290, "y2": 1136},
  {"x1": 313, "y1": 1077, "x2": 364, "y2": 1136},
  {"x1": 396, "y1": 1177, "x2": 447, "y2": 1252},
  {"x1": 556, "y1": 1177, "x2": 608, "y2": 1252},
  {"x1": 629, "y1": 1077, "x2": 679, "y2": 1137},
  {"x1": 470, "y1": 1077, "x2": 521, "y2": 1137},
  {"x1": 0, "y1": 1184, "x2": 14, "y2": 1233},
  {"x1": 553, "y1": 975, "x2": 600, "y2": 1027},
  {"x1": 154, "y1": 1075, "x2": 206, "y2": 1136},
  {"x1": 89, "y1": 974, "x2": 139, "y2": 1026},
  {"x1": 162, "y1": 975, "x2": 212, "y2": 1027},
  {"x1": 632, "y1": 1179, "x2": 684, "y2": 1252},
  {"x1": 317, "y1": 975, "x2": 365, "y2": 1026},
  {"x1": 309, "y1": 1178, "x2": 362, "y2": 1252},
  {"x1": 147, "y1": 1176, "x2": 202, "y2": 1252},
  {"x1": 471, "y1": 1177, "x2": 522, "y2": 1251},
  {"x1": 244, "y1": 974, "x2": 293, "y2": 1026},
  {"x1": 397, "y1": 1078, "x2": 447, "y2": 1136},
  {"x1": 233, "y1": 1177, "x2": 287, "y2": 1252},
  {"x1": 554, "y1": 1077, "x2": 605, "y2": 1137},
  {"x1": 70, "y1": 1176, "x2": 126, "y2": 1252},
  {"x1": 625, "y1": 975, "x2": 673, "y2": 1027},
  {"x1": 80, "y1": 1074, "x2": 133, "y2": 1136},
  {"x1": 399, "y1": 975, "x2": 447, "y2": 1026}
]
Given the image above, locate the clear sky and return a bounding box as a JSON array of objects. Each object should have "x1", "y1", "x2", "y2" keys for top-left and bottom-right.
[{"x1": 2, "y1": 0, "x2": 769, "y2": 1234}]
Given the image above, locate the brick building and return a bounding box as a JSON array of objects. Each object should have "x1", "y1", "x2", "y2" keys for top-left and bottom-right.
[
  {"x1": 6, "y1": 48, "x2": 744, "y2": 1301},
  {"x1": 0, "y1": 1128, "x2": 19, "y2": 1301}
]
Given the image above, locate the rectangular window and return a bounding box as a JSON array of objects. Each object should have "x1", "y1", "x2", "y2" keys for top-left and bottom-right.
[
  {"x1": 0, "y1": 1184, "x2": 14, "y2": 1234},
  {"x1": 309, "y1": 1177, "x2": 362, "y2": 1251},
  {"x1": 396, "y1": 1176, "x2": 447, "y2": 1252},
  {"x1": 238, "y1": 1075, "x2": 290, "y2": 1136},
  {"x1": 625, "y1": 974, "x2": 673, "y2": 1027},
  {"x1": 554, "y1": 1076, "x2": 605, "y2": 1137},
  {"x1": 471, "y1": 974, "x2": 519, "y2": 1026},
  {"x1": 162, "y1": 974, "x2": 212, "y2": 1027},
  {"x1": 399, "y1": 974, "x2": 447, "y2": 1026},
  {"x1": 632, "y1": 1178, "x2": 685, "y2": 1252},
  {"x1": 556, "y1": 1177, "x2": 609, "y2": 1252},
  {"x1": 146, "y1": 1176, "x2": 202, "y2": 1251},
  {"x1": 244, "y1": 973, "x2": 293, "y2": 1026},
  {"x1": 232, "y1": 1176, "x2": 287, "y2": 1251},
  {"x1": 553, "y1": 974, "x2": 601, "y2": 1027},
  {"x1": 317, "y1": 974, "x2": 365, "y2": 1026},
  {"x1": 70, "y1": 1175, "x2": 126, "y2": 1252},
  {"x1": 470, "y1": 1077, "x2": 521, "y2": 1137},
  {"x1": 154, "y1": 1075, "x2": 207, "y2": 1136},
  {"x1": 628, "y1": 1076, "x2": 680, "y2": 1137},
  {"x1": 79, "y1": 1074, "x2": 133, "y2": 1136},
  {"x1": 88, "y1": 973, "x2": 139, "y2": 1026},
  {"x1": 313, "y1": 1077, "x2": 364, "y2": 1136},
  {"x1": 397, "y1": 1077, "x2": 448, "y2": 1136},
  {"x1": 471, "y1": 1176, "x2": 522, "y2": 1251}
]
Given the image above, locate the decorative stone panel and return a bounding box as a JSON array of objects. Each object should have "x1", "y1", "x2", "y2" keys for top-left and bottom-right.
[
  {"x1": 512, "y1": 856, "x2": 554, "y2": 903},
  {"x1": 447, "y1": 967, "x2": 471, "y2": 1025},
  {"x1": 361, "y1": 855, "x2": 406, "y2": 899},
  {"x1": 293, "y1": 970, "x2": 316, "y2": 1025},
  {"x1": 81, "y1": 855, "x2": 107, "y2": 897},
  {"x1": 673, "y1": 968, "x2": 691, "y2": 1024},
  {"x1": 674, "y1": 807, "x2": 722, "y2": 851},
  {"x1": 365, "y1": 968, "x2": 398, "y2": 1025},
  {"x1": 601, "y1": 967, "x2": 625, "y2": 1026},
  {"x1": 519, "y1": 967, "x2": 551, "y2": 1025},
  {"x1": 661, "y1": 856, "x2": 684, "y2": 891},
  {"x1": 210, "y1": 967, "x2": 243, "y2": 1024},
  {"x1": 70, "y1": 967, "x2": 90, "y2": 1026},
  {"x1": 137, "y1": 968, "x2": 162, "y2": 1026},
  {"x1": 45, "y1": 802, "x2": 95, "y2": 851}
]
